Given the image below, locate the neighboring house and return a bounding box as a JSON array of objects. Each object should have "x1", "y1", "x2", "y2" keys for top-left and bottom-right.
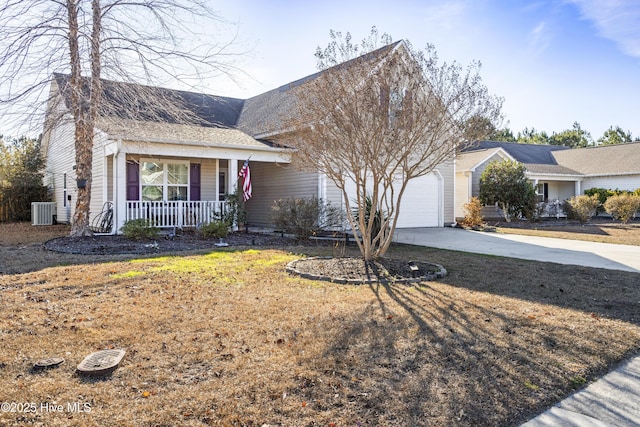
[
  {"x1": 41, "y1": 40, "x2": 455, "y2": 234},
  {"x1": 456, "y1": 141, "x2": 640, "y2": 219}
]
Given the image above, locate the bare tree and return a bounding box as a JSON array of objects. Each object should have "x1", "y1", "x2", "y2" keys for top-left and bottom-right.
[
  {"x1": 283, "y1": 29, "x2": 503, "y2": 261},
  {"x1": 0, "y1": 0, "x2": 241, "y2": 236}
]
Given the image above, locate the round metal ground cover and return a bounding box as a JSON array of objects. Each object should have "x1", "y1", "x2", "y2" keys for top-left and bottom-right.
[
  {"x1": 77, "y1": 349, "x2": 125, "y2": 376},
  {"x1": 34, "y1": 357, "x2": 65, "y2": 370}
]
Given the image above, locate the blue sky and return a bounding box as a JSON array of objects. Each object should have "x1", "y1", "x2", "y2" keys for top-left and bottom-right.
[{"x1": 206, "y1": 0, "x2": 640, "y2": 140}]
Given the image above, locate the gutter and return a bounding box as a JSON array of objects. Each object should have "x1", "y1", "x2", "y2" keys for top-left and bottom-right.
[{"x1": 112, "y1": 136, "x2": 293, "y2": 154}]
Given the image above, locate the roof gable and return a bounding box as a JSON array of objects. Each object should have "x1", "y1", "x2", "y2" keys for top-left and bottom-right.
[
  {"x1": 236, "y1": 41, "x2": 405, "y2": 138},
  {"x1": 468, "y1": 141, "x2": 571, "y2": 165},
  {"x1": 456, "y1": 147, "x2": 513, "y2": 172}
]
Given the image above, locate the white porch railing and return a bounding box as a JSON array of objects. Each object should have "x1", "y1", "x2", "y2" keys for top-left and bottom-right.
[{"x1": 126, "y1": 201, "x2": 229, "y2": 228}]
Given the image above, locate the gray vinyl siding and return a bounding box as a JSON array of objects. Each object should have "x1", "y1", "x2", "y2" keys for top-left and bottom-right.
[
  {"x1": 44, "y1": 116, "x2": 110, "y2": 228},
  {"x1": 201, "y1": 160, "x2": 216, "y2": 201},
  {"x1": 542, "y1": 181, "x2": 574, "y2": 201},
  {"x1": 245, "y1": 162, "x2": 319, "y2": 227},
  {"x1": 201, "y1": 159, "x2": 226, "y2": 201},
  {"x1": 455, "y1": 172, "x2": 470, "y2": 219},
  {"x1": 89, "y1": 132, "x2": 108, "y2": 227},
  {"x1": 471, "y1": 153, "x2": 504, "y2": 198},
  {"x1": 582, "y1": 175, "x2": 640, "y2": 192},
  {"x1": 44, "y1": 116, "x2": 76, "y2": 224},
  {"x1": 324, "y1": 176, "x2": 347, "y2": 212},
  {"x1": 439, "y1": 159, "x2": 455, "y2": 224},
  {"x1": 473, "y1": 154, "x2": 509, "y2": 219}
]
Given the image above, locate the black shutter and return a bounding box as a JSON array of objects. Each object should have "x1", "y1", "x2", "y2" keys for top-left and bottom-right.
[
  {"x1": 190, "y1": 163, "x2": 201, "y2": 201},
  {"x1": 126, "y1": 161, "x2": 139, "y2": 200}
]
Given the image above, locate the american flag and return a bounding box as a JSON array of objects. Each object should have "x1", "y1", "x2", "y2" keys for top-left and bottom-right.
[{"x1": 239, "y1": 159, "x2": 252, "y2": 202}]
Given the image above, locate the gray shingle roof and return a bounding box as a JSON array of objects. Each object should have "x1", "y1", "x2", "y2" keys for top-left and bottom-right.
[
  {"x1": 54, "y1": 73, "x2": 245, "y2": 128},
  {"x1": 551, "y1": 142, "x2": 640, "y2": 175},
  {"x1": 54, "y1": 40, "x2": 405, "y2": 143},
  {"x1": 237, "y1": 41, "x2": 404, "y2": 137},
  {"x1": 467, "y1": 141, "x2": 571, "y2": 164},
  {"x1": 462, "y1": 141, "x2": 640, "y2": 177},
  {"x1": 96, "y1": 117, "x2": 278, "y2": 150},
  {"x1": 524, "y1": 164, "x2": 582, "y2": 175}
]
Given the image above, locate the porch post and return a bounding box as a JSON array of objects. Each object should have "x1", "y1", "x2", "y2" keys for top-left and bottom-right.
[
  {"x1": 575, "y1": 180, "x2": 582, "y2": 196},
  {"x1": 215, "y1": 159, "x2": 220, "y2": 202},
  {"x1": 228, "y1": 159, "x2": 239, "y2": 232},
  {"x1": 113, "y1": 144, "x2": 127, "y2": 234},
  {"x1": 228, "y1": 159, "x2": 238, "y2": 194}
]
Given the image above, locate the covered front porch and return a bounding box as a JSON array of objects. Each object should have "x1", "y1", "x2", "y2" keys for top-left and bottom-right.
[
  {"x1": 529, "y1": 173, "x2": 583, "y2": 218},
  {"x1": 97, "y1": 126, "x2": 290, "y2": 234}
]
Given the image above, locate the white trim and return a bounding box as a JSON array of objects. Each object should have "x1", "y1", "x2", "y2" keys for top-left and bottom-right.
[
  {"x1": 103, "y1": 139, "x2": 291, "y2": 163},
  {"x1": 215, "y1": 159, "x2": 220, "y2": 202},
  {"x1": 525, "y1": 172, "x2": 583, "y2": 181},
  {"x1": 580, "y1": 172, "x2": 640, "y2": 178},
  {"x1": 114, "y1": 149, "x2": 127, "y2": 234},
  {"x1": 318, "y1": 173, "x2": 327, "y2": 201},
  {"x1": 228, "y1": 159, "x2": 238, "y2": 195},
  {"x1": 434, "y1": 169, "x2": 445, "y2": 227},
  {"x1": 457, "y1": 148, "x2": 514, "y2": 172},
  {"x1": 119, "y1": 136, "x2": 290, "y2": 153}
]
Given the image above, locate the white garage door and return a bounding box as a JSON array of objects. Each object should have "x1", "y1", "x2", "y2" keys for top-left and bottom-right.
[
  {"x1": 341, "y1": 172, "x2": 442, "y2": 228},
  {"x1": 394, "y1": 172, "x2": 442, "y2": 228}
]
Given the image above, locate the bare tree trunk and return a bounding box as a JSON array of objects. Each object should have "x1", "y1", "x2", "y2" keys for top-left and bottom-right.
[
  {"x1": 70, "y1": 120, "x2": 94, "y2": 236},
  {"x1": 66, "y1": 0, "x2": 91, "y2": 236},
  {"x1": 68, "y1": 0, "x2": 101, "y2": 237}
]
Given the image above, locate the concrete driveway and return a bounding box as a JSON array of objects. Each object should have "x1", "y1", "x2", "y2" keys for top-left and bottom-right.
[{"x1": 392, "y1": 227, "x2": 640, "y2": 273}]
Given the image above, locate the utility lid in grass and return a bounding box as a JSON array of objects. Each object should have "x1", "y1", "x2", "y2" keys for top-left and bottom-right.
[
  {"x1": 77, "y1": 349, "x2": 125, "y2": 376},
  {"x1": 33, "y1": 357, "x2": 65, "y2": 370}
]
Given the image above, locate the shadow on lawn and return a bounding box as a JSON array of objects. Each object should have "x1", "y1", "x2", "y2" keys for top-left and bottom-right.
[
  {"x1": 307, "y1": 280, "x2": 608, "y2": 425},
  {"x1": 541, "y1": 225, "x2": 612, "y2": 236},
  {"x1": 303, "y1": 244, "x2": 640, "y2": 425},
  {"x1": 304, "y1": 273, "x2": 640, "y2": 426},
  {"x1": 389, "y1": 244, "x2": 640, "y2": 327},
  {"x1": 443, "y1": 256, "x2": 640, "y2": 327}
]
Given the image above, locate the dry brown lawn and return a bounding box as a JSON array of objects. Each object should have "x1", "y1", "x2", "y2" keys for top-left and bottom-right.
[
  {"x1": 1, "y1": 222, "x2": 639, "y2": 426},
  {"x1": 495, "y1": 218, "x2": 640, "y2": 246}
]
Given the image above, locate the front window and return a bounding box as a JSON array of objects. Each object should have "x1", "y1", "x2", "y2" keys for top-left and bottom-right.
[
  {"x1": 381, "y1": 84, "x2": 411, "y2": 128},
  {"x1": 141, "y1": 160, "x2": 189, "y2": 201},
  {"x1": 167, "y1": 163, "x2": 188, "y2": 200}
]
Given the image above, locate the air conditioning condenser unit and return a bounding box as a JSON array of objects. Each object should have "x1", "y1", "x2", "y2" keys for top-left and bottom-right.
[{"x1": 31, "y1": 202, "x2": 57, "y2": 226}]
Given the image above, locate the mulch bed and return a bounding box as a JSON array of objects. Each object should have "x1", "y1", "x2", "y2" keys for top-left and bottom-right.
[
  {"x1": 287, "y1": 257, "x2": 446, "y2": 284},
  {"x1": 43, "y1": 232, "x2": 443, "y2": 283},
  {"x1": 44, "y1": 232, "x2": 297, "y2": 255}
]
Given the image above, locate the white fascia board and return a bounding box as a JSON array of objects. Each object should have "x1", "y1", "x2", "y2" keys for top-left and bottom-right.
[
  {"x1": 580, "y1": 172, "x2": 640, "y2": 178},
  {"x1": 110, "y1": 139, "x2": 291, "y2": 163},
  {"x1": 525, "y1": 172, "x2": 583, "y2": 181}
]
